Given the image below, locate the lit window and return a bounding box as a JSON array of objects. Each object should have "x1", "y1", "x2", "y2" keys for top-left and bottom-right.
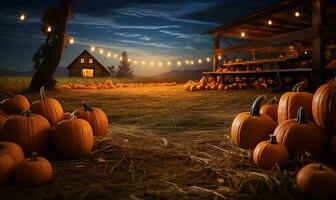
[
  {"x1": 82, "y1": 69, "x2": 94, "y2": 78},
  {"x1": 89, "y1": 58, "x2": 93, "y2": 64},
  {"x1": 80, "y1": 58, "x2": 85, "y2": 63}
]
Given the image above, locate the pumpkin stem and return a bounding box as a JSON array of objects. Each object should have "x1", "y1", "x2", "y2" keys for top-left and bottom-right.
[
  {"x1": 21, "y1": 110, "x2": 32, "y2": 117},
  {"x1": 296, "y1": 107, "x2": 307, "y2": 124},
  {"x1": 31, "y1": 152, "x2": 38, "y2": 161},
  {"x1": 69, "y1": 111, "x2": 77, "y2": 120},
  {"x1": 269, "y1": 135, "x2": 277, "y2": 144},
  {"x1": 314, "y1": 163, "x2": 324, "y2": 171},
  {"x1": 40, "y1": 86, "x2": 47, "y2": 100},
  {"x1": 292, "y1": 82, "x2": 306, "y2": 92},
  {"x1": 82, "y1": 102, "x2": 93, "y2": 111},
  {"x1": 267, "y1": 97, "x2": 278, "y2": 105},
  {"x1": 249, "y1": 95, "x2": 266, "y2": 116}
]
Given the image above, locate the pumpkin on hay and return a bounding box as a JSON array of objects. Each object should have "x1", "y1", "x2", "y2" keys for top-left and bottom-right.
[
  {"x1": 0, "y1": 153, "x2": 15, "y2": 185},
  {"x1": 74, "y1": 102, "x2": 109, "y2": 137},
  {"x1": 1, "y1": 92, "x2": 30, "y2": 115},
  {"x1": 260, "y1": 97, "x2": 278, "y2": 123},
  {"x1": 296, "y1": 163, "x2": 336, "y2": 198},
  {"x1": 0, "y1": 142, "x2": 24, "y2": 166},
  {"x1": 312, "y1": 78, "x2": 336, "y2": 135},
  {"x1": 0, "y1": 110, "x2": 51, "y2": 155},
  {"x1": 231, "y1": 95, "x2": 277, "y2": 149},
  {"x1": 31, "y1": 86, "x2": 64, "y2": 126},
  {"x1": 253, "y1": 135, "x2": 288, "y2": 169},
  {"x1": 275, "y1": 107, "x2": 327, "y2": 159},
  {"x1": 331, "y1": 135, "x2": 336, "y2": 162},
  {"x1": 278, "y1": 82, "x2": 313, "y2": 124},
  {"x1": 53, "y1": 115, "x2": 94, "y2": 158},
  {"x1": 15, "y1": 152, "x2": 53, "y2": 187}
]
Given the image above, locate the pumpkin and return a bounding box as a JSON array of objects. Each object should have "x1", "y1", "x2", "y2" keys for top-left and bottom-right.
[
  {"x1": 196, "y1": 85, "x2": 204, "y2": 91},
  {"x1": 74, "y1": 102, "x2": 109, "y2": 137},
  {"x1": 2, "y1": 92, "x2": 30, "y2": 115},
  {"x1": 0, "y1": 142, "x2": 24, "y2": 166},
  {"x1": 312, "y1": 79, "x2": 336, "y2": 135},
  {"x1": 296, "y1": 163, "x2": 336, "y2": 198},
  {"x1": 231, "y1": 95, "x2": 277, "y2": 149},
  {"x1": 0, "y1": 110, "x2": 51, "y2": 155},
  {"x1": 253, "y1": 135, "x2": 288, "y2": 169},
  {"x1": 53, "y1": 116, "x2": 94, "y2": 158},
  {"x1": 190, "y1": 85, "x2": 197, "y2": 91},
  {"x1": 260, "y1": 97, "x2": 278, "y2": 122},
  {"x1": 275, "y1": 107, "x2": 327, "y2": 159},
  {"x1": 331, "y1": 135, "x2": 336, "y2": 162},
  {"x1": 0, "y1": 111, "x2": 8, "y2": 126},
  {"x1": 218, "y1": 84, "x2": 224, "y2": 90},
  {"x1": 278, "y1": 82, "x2": 313, "y2": 124},
  {"x1": 0, "y1": 153, "x2": 15, "y2": 185},
  {"x1": 31, "y1": 86, "x2": 64, "y2": 126},
  {"x1": 199, "y1": 77, "x2": 208, "y2": 87},
  {"x1": 15, "y1": 152, "x2": 53, "y2": 187}
]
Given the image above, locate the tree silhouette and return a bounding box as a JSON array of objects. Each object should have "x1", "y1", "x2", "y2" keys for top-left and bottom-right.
[{"x1": 116, "y1": 51, "x2": 133, "y2": 78}]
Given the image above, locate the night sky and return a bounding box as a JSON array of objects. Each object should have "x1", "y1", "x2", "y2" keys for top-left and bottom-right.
[{"x1": 0, "y1": 0, "x2": 279, "y2": 76}]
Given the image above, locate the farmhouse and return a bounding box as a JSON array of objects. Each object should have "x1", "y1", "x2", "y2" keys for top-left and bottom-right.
[{"x1": 67, "y1": 50, "x2": 112, "y2": 77}]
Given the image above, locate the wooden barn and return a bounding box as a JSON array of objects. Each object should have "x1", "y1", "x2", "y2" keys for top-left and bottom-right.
[{"x1": 67, "y1": 50, "x2": 112, "y2": 78}]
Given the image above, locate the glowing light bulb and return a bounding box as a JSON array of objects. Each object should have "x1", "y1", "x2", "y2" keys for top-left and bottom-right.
[
  {"x1": 198, "y1": 59, "x2": 202, "y2": 64},
  {"x1": 99, "y1": 49, "x2": 104, "y2": 54},
  {"x1": 190, "y1": 61, "x2": 194, "y2": 65},
  {"x1": 107, "y1": 52, "x2": 111, "y2": 57},
  {"x1": 69, "y1": 38, "x2": 74, "y2": 44},
  {"x1": 19, "y1": 14, "x2": 25, "y2": 21},
  {"x1": 218, "y1": 55, "x2": 222, "y2": 60},
  {"x1": 114, "y1": 54, "x2": 118, "y2": 58},
  {"x1": 177, "y1": 61, "x2": 181, "y2": 66},
  {"x1": 241, "y1": 32, "x2": 245, "y2": 37},
  {"x1": 295, "y1": 11, "x2": 300, "y2": 17},
  {"x1": 119, "y1": 57, "x2": 123, "y2": 61},
  {"x1": 47, "y1": 26, "x2": 52, "y2": 32},
  {"x1": 128, "y1": 58, "x2": 131, "y2": 62},
  {"x1": 158, "y1": 62, "x2": 162, "y2": 66},
  {"x1": 268, "y1": 20, "x2": 272, "y2": 25},
  {"x1": 206, "y1": 57, "x2": 211, "y2": 62},
  {"x1": 304, "y1": 51, "x2": 308, "y2": 55},
  {"x1": 134, "y1": 60, "x2": 138, "y2": 64},
  {"x1": 185, "y1": 60, "x2": 190, "y2": 64},
  {"x1": 167, "y1": 61, "x2": 171, "y2": 65},
  {"x1": 90, "y1": 46, "x2": 95, "y2": 52},
  {"x1": 141, "y1": 61, "x2": 145, "y2": 65},
  {"x1": 150, "y1": 61, "x2": 154, "y2": 66}
]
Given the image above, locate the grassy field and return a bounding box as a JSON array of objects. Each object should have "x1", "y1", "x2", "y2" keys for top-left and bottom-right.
[{"x1": 0, "y1": 77, "x2": 319, "y2": 200}]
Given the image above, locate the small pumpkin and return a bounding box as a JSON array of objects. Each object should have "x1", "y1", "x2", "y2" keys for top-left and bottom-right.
[
  {"x1": 0, "y1": 142, "x2": 24, "y2": 166},
  {"x1": 0, "y1": 110, "x2": 51, "y2": 155},
  {"x1": 275, "y1": 107, "x2": 327, "y2": 159},
  {"x1": 312, "y1": 78, "x2": 336, "y2": 135},
  {"x1": 199, "y1": 77, "x2": 208, "y2": 87},
  {"x1": 0, "y1": 153, "x2": 15, "y2": 185},
  {"x1": 231, "y1": 95, "x2": 277, "y2": 149},
  {"x1": 15, "y1": 152, "x2": 53, "y2": 187},
  {"x1": 253, "y1": 135, "x2": 288, "y2": 169},
  {"x1": 331, "y1": 135, "x2": 336, "y2": 162},
  {"x1": 260, "y1": 97, "x2": 278, "y2": 123},
  {"x1": 296, "y1": 163, "x2": 336, "y2": 198},
  {"x1": 31, "y1": 86, "x2": 64, "y2": 126},
  {"x1": 278, "y1": 82, "x2": 313, "y2": 124},
  {"x1": 74, "y1": 102, "x2": 109, "y2": 137},
  {"x1": 1, "y1": 92, "x2": 30, "y2": 115},
  {"x1": 53, "y1": 115, "x2": 94, "y2": 158}
]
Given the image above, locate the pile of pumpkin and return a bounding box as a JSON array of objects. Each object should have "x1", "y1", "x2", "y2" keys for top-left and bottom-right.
[
  {"x1": 0, "y1": 87, "x2": 108, "y2": 187},
  {"x1": 184, "y1": 76, "x2": 276, "y2": 91},
  {"x1": 59, "y1": 80, "x2": 177, "y2": 90},
  {"x1": 231, "y1": 81, "x2": 336, "y2": 198}
]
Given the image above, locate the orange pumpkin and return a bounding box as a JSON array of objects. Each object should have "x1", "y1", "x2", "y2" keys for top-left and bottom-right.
[
  {"x1": 0, "y1": 111, "x2": 8, "y2": 126},
  {"x1": 0, "y1": 142, "x2": 24, "y2": 166},
  {"x1": 312, "y1": 79, "x2": 336, "y2": 135},
  {"x1": 296, "y1": 163, "x2": 336, "y2": 198},
  {"x1": 0, "y1": 153, "x2": 15, "y2": 185},
  {"x1": 253, "y1": 135, "x2": 288, "y2": 169},
  {"x1": 74, "y1": 102, "x2": 109, "y2": 137},
  {"x1": 15, "y1": 152, "x2": 53, "y2": 187},
  {"x1": 2, "y1": 92, "x2": 30, "y2": 115},
  {"x1": 278, "y1": 82, "x2": 313, "y2": 124},
  {"x1": 331, "y1": 135, "x2": 336, "y2": 162},
  {"x1": 31, "y1": 86, "x2": 64, "y2": 126},
  {"x1": 275, "y1": 107, "x2": 327, "y2": 159},
  {"x1": 231, "y1": 95, "x2": 277, "y2": 149},
  {"x1": 260, "y1": 97, "x2": 278, "y2": 123},
  {"x1": 53, "y1": 116, "x2": 94, "y2": 158},
  {"x1": 0, "y1": 110, "x2": 51, "y2": 155}
]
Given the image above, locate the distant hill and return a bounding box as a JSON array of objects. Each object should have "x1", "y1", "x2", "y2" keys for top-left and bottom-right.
[
  {"x1": 153, "y1": 69, "x2": 206, "y2": 82},
  {"x1": 0, "y1": 67, "x2": 68, "y2": 77}
]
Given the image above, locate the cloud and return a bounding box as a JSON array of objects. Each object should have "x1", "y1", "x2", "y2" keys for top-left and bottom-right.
[{"x1": 114, "y1": 32, "x2": 142, "y2": 37}]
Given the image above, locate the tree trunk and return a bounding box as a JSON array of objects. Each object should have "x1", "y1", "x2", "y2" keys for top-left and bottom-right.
[{"x1": 29, "y1": 0, "x2": 72, "y2": 91}]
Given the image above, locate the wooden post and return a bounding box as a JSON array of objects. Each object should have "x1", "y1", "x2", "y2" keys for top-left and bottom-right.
[
  {"x1": 311, "y1": 0, "x2": 326, "y2": 90},
  {"x1": 213, "y1": 33, "x2": 220, "y2": 72}
]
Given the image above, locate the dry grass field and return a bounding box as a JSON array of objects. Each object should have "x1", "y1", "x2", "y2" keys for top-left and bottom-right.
[{"x1": 0, "y1": 77, "x2": 318, "y2": 200}]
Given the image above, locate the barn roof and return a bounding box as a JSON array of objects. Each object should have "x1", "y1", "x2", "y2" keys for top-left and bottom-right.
[{"x1": 66, "y1": 50, "x2": 112, "y2": 76}]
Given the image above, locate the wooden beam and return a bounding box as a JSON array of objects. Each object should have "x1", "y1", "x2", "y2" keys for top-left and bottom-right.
[{"x1": 213, "y1": 34, "x2": 220, "y2": 72}]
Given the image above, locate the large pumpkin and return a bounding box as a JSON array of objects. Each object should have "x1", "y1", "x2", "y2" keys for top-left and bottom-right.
[
  {"x1": 296, "y1": 163, "x2": 336, "y2": 198},
  {"x1": 53, "y1": 116, "x2": 94, "y2": 158},
  {"x1": 31, "y1": 86, "x2": 64, "y2": 126},
  {"x1": 253, "y1": 135, "x2": 288, "y2": 169},
  {"x1": 0, "y1": 142, "x2": 24, "y2": 166},
  {"x1": 275, "y1": 107, "x2": 327, "y2": 159},
  {"x1": 74, "y1": 102, "x2": 108, "y2": 137},
  {"x1": 0, "y1": 153, "x2": 15, "y2": 185},
  {"x1": 260, "y1": 97, "x2": 278, "y2": 123},
  {"x1": 15, "y1": 152, "x2": 53, "y2": 187},
  {"x1": 312, "y1": 79, "x2": 336, "y2": 135},
  {"x1": 278, "y1": 82, "x2": 313, "y2": 124},
  {"x1": 231, "y1": 95, "x2": 277, "y2": 149},
  {"x1": 2, "y1": 92, "x2": 30, "y2": 115},
  {"x1": 331, "y1": 135, "x2": 336, "y2": 162},
  {"x1": 0, "y1": 110, "x2": 51, "y2": 155}
]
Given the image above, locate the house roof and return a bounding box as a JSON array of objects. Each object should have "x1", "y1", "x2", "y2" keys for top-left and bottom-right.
[{"x1": 66, "y1": 50, "x2": 112, "y2": 75}]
